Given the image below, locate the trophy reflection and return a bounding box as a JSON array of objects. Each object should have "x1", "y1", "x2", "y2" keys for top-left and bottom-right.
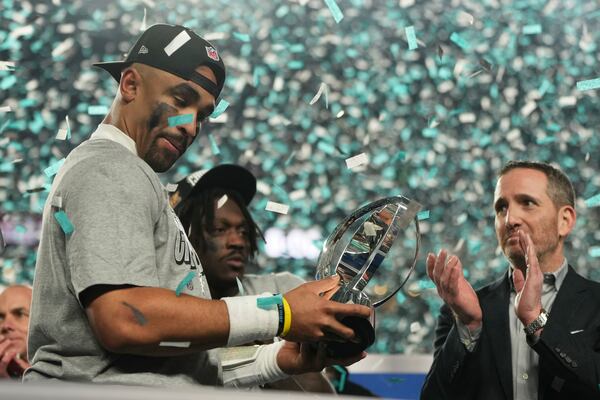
[{"x1": 316, "y1": 196, "x2": 422, "y2": 357}]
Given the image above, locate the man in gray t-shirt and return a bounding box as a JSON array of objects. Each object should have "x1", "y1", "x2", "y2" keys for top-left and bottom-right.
[
  {"x1": 171, "y1": 165, "x2": 336, "y2": 393},
  {"x1": 26, "y1": 24, "x2": 370, "y2": 388}
]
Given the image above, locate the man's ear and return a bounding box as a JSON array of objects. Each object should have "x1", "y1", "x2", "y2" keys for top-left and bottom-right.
[
  {"x1": 119, "y1": 67, "x2": 141, "y2": 103},
  {"x1": 558, "y1": 205, "x2": 576, "y2": 238}
]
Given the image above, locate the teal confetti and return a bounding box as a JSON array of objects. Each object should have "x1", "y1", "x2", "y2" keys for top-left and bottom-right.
[
  {"x1": 175, "y1": 271, "x2": 196, "y2": 296},
  {"x1": 287, "y1": 60, "x2": 304, "y2": 70},
  {"x1": 44, "y1": 158, "x2": 65, "y2": 178},
  {"x1": 210, "y1": 99, "x2": 230, "y2": 118},
  {"x1": 324, "y1": 0, "x2": 344, "y2": 23},
  {"x1": 0, "y1": 75, "x2": 17, "y2": 91},
  {"x1": 0, "y1": 119, "x2": 11, "y2": 134},
  {"x1": 396, "y1": 291, "x2": 406, "y2": 304},
  {"x1": 54, "y1": 210, "x2": 74, "y2": 235},
  {"x1": 584, "y1": 194, "x2": 600, "y2": 208},
  {"x1": 589, "y1": 247, "x2": 600, "y2": 258},
  {"x1": 208, "y1": 134, "x2": 220, "y2": 155},
  {"x1": 87, "y1": 105, "x2": 109, "y2": 115},
  {"x1": 284, "y1": 150, "x2": 296, "y2": 166},
  {"x1": 449, "y1": 32, "x2": 470, "y2": 50},
  {"x1": 417, "y1": 210, "x2": 430, "y2": 221},
  {"x1": 576, "y1": 78, "x2": 600, "y2": 91},
  {"x1": 332, "y1": 365, "x2": 347, "y2": 392},
  {"x1": 405, "y1": 26, "x2": 418, "y2": 50},
  {"x1": 168, "y1": 113, "x2": 194, "y2": 127},
  {"x1": 536, "y1": 136, "x2": 557, "y2": 145},
  {"x1": 392, "y1": 151, "x2": 406, "y2": 162},
  {"x1": 233, "y1": 32, "x2": 250, "y2": 42},
  {"x1": 522, "y1": 24, "x2": 542, "y2": 35},
  {"x1": 257, "y1": 293, "x2": 283, "y2": 309}
]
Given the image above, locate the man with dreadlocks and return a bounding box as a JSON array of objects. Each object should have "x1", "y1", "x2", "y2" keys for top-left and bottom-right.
[{"x1": 171, "y1": 164, "x2": 337, "y2": 392}]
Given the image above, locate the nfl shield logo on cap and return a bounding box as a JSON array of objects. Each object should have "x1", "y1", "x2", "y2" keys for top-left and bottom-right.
[{"x1": 206, "y1": 46, "x2": 219, "y2": 61}]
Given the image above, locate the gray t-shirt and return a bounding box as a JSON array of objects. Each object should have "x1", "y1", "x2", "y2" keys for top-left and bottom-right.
[
  {"x1": 240, "y1": 272, "x2": 305, "y2": 296},
  {"x1": 25, "y1": 131, "x2": 218, "y2": 387}
]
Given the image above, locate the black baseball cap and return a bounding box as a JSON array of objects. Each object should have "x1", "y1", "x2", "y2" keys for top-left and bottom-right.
[
  {"x1": 171, "y1": 164, "x2": 257, "y2": 211},
  {"x1": 93, "y1": 23, "x2": 226, "y2": 98}
]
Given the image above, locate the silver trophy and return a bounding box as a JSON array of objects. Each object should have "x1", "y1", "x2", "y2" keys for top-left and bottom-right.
[{"x1": 316, "y1": 196, "x2": 422, "y2": 357}]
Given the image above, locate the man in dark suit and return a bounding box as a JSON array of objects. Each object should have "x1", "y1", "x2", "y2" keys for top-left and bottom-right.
[{"x1": 421, "y1": 160, "x2": 600, "y2": 400}]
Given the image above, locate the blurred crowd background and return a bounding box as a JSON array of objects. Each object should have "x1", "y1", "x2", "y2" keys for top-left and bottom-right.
[{"x1": 1, "y1": 0, "x2": 600, "y2": 355}]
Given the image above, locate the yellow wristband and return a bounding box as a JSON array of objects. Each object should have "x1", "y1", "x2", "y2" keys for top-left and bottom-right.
[{"x1": 281, "y1": 297, "x2": 292, "y2": 337}]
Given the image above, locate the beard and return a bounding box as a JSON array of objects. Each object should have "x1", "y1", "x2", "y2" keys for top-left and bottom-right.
[
  {"x1": 143, "y1": 102, "x2": 191, "y2": 172},
  {"x1": 143, "y1": 133, "x2": 180, "y2": 172},
  {"x1": 501, "y1": 224, "x2": 560, "y2": 271}
]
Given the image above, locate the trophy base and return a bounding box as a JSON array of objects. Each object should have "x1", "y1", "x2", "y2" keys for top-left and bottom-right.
[{"x1": 324, "y1": 315, "x2": 375, "y2": 358}]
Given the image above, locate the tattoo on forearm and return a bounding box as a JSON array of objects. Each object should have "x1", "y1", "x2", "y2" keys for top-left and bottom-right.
[{"x1": 121, "y1": 301, "x2": 147, "y2": 326}]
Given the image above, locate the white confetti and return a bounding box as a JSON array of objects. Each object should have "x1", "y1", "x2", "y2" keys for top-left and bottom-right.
[
  {"x1": 558, "y1": 96, "x2": 577, "y2": 107},
  {"x1": 51, "y1": 38, "x2": 75, "y2": 59},
  {"x1": 56, "y1": 115, "x2": 71, "y2": 140},
  {"x1": 309, "y1": 82, "x2": 329, "y2": 108},
  {"x1": 265, "y1": 201, "x2": 289, "y2": 215},
  {"x1": 159, "y1": 341, "x2": 191, "y2": 348},
  {"x1": 456, "y1": 10, "x2": 474, "y2": 26},
  {"x1": 164, "y1": 30, "x2": 191, "y2": 56},
  {"x1": 458, "y1": 112, "x2": 476, "y2": 123},
  {"x1": 217, "y1": 194, "x2": 228, "y2": 209},
  {"x1": 345, "y1": 153, "x2": 369, "y2": 169},
  {"x1": 0, "y1": 61, "x2": 15, "y2": 71},
  {"x1": 9, "y1": 25, "x2": 34, "y2": 39},
  {"x1": 51, "y1": 196, "x2": 63, "y2": 209},
  {"x1": 56, "y1": 128, "x2": 68, "y2": 141},
  {"x1": 209, "y1": 113, "x2": 228, "y2": 124},
  {"x1": 336, "y1": 110, "x2": 345, "y2": 118},
  {"x1": 520, "y1": 101, "x2": 537, "y2": 117},
  {"x1": 0, "y1": 106, "x2": 11, "y2": 113},
  {"x1": 165, "y1": 183, "x2": 178, "y2": 192},
  {"x1": 140, "y1": 8, "x2": 147, "y2": 31},
  {"x1": 203, "y1": 32, "x2": 228, "y2": 41}
]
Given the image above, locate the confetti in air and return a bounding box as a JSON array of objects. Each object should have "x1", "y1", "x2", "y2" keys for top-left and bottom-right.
[
  {"x1": 208, "y1": 134, "x2": 220, "y2": 155},
  {"x1": 309, "y1": 83, "x2": 329, "y2": 108},
  {"x1": 44, "y1": 158, "x2": 66, "y2": 178},
  {"x1": 265, "y1": 201, "x2": 289, "y2": 215},
  {"x1": 345, "y1": 153, "x2": 368, "y2": 169},
  {"x1": 577, "y1": 78, "x2": 600, "y2": 92},
  {"x1": 323, "y1": 0, "x2": 344, "y2": 23},
  {"x1": 522, "y1": 24, "x2": 542, "y2": 35},
  {"x1": 140, "y1": 7, "x2": 147, "y2": 31},
  {"x1": 87, "y1": 105, "x2": 109, "y2": 115},
  {"x1": 217, "y1": 194, "x2": 228, "y2": 208},
  {"x1": 210, "y1": 99, "x2": 230, "y2": 118},
  {"x1": 405, "y1": 26, "x2": 418, "y2": 50}
]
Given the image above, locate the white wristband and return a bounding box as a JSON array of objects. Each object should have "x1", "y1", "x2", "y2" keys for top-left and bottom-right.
[
  {"x1": 221, "y1": 342, "x2": 288, "y2": 387},
  {"x1": 222, "y1": 294, "x2": 279, "y2": 346}
]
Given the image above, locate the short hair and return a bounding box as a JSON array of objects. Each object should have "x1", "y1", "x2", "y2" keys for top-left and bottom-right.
[
  {"x1": 175, "y1": 188, "x2": 263, "y2": 258},
  {"x1": 499, "y1": 160, "x2": 575, "y2": 208}
]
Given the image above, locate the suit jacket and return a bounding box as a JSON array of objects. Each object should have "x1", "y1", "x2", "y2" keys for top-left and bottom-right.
[{"x1": 421, "y1": 266, "x2": 600, "y2": 400}]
